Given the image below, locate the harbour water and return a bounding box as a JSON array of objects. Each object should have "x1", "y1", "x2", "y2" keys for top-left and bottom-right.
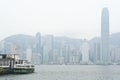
[{"x1": 1, "y1": 65, "x2": 120, "y2": 80}]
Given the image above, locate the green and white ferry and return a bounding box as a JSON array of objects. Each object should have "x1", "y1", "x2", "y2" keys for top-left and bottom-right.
[
  {"x1": 13, "y1": 59, "x2": 34, "y2": 74},
  {"x1": 0, "y1": 54, "x2": 34, "y2": 74}
]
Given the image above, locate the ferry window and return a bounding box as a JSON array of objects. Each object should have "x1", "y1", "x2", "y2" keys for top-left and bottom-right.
[
  {"x1": 0, "y1": 56, "x2": 2, "y2": 59},
  {"x1": 0, "y1": 61, "x2": 2, "y2": 65},
  {"x1": 15, "y1": 61, "x2": 17, "y2": 64},
  {"x1": 3, "y1": 55, "x2": 6, "y2": 59}
]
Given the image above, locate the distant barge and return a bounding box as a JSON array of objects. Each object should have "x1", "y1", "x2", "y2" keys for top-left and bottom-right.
[{"x1": 0, "y1": 54, "x2": 34, "y2": 74}]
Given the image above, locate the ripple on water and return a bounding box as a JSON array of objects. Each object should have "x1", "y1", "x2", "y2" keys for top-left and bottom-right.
[{"x1": 1, "y1": 65, "x2": 120, "y2": 80}]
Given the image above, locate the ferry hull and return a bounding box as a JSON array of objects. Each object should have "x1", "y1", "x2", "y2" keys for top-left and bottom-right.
[
  {"x1": 0, "y1": 67, "x2": 11, "y2": 75},
  {"x1": 12, "y1": 68, "x2": 34, "y2": 74}
]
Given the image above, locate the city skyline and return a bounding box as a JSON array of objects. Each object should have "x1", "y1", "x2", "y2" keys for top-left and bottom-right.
[
  {"x1": 0, "y1": 0, "x2": 120, "y2": 40},
  {"x1": 1, "y1": 0, "x2": 120, "y2": 80}
]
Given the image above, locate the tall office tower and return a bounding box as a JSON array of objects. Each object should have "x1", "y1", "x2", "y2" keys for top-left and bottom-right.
[
  {"x1": 101, "y1": 8, "x2": 110, "y2": 63},
  {"x1": 35, "y1": 32, "x2": 41, "y2": 54},
  {"x1": 34, "y1": 32, "x2": 42, "y2": 64},
  {"x1": 43, "y1": 35, "x2": 54, "y2": 64},
  {"x1": 110, "y1": 46, "x2": 120, "y2": 63},
  {"x1": 89, "y1": 42, "x2": 101, "y2": 64},
  {"x1": 59, "y1": 40, "x2": 69, "y2": 64},
  {"x1": 26, "y1": 47, "x2": 32, "y2": 62},
  {"x1": 81, "y1": 42, "x2": 90, "y2": 63}
]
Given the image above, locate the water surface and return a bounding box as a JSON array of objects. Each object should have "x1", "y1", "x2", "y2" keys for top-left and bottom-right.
[{"x1": 0, "y1": 65, "x2": 120, "y2": 80}]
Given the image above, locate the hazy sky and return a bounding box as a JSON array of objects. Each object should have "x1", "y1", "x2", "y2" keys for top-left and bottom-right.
[{"x1": 0, "y1": 0, "x2": 120, "y2": 40}]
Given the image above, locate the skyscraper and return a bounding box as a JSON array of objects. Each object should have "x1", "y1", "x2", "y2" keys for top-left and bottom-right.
[
  {"x1": 81, "y1": 42, "x2": 90, "y2": 63},
  {"x1": 35, "y1": 32, "x2": 41, "y2": 54},
  {"x1": 43, "y1": 35, "x2": 54, "y2": 64},
  {"x1": 101, "y1": 8, "x2": 110, "y2": 63},
  {"x1": 32, "y1": 32, "x2": 42, "y2": 64}
]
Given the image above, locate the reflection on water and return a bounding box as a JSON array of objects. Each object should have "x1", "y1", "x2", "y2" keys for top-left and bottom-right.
[{"x1": 0, "y1": 65, "x2": 120, "y2": 80}]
